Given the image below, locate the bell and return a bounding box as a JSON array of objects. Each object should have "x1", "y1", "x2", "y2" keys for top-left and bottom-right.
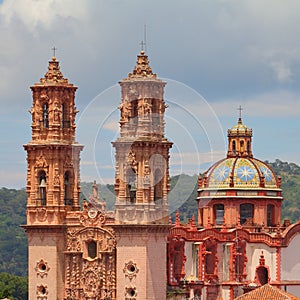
[{"x1": 39, "y1": 178, "x2": 46, "y2": 188}]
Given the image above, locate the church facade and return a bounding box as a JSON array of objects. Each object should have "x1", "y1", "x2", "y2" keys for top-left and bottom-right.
[{"x1": 23, "y1": 51, "x2": 300, "y2": 300}]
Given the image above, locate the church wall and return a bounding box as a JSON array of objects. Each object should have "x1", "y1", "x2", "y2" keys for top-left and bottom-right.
[
  {"x1": 116, "y1": 229, "x2": 167, "y2": 300},
  {"x1": 116, "y1": 238, "x2": 147, "y2": 299},
  {"x1": 281, "y1": 233, "x2": 300, "y2": 296},
  {"x1": 147, "y1": 233, "x2": 168, "y2": 300},
  {"x1": 28, "y1": 231, "x2": 64, "y2": 300},
  {"x1": 246, "y1": 243, "x2": 276, "y2": 281}
]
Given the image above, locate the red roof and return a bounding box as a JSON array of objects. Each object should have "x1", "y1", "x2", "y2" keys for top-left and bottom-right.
[{"x1": 234, "y1": 284, "x2": 300, "y2": 300}]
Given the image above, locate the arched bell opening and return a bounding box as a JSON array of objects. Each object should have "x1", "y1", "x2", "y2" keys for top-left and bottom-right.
[{"x1": 38, "y1": 170, "x2": 47, "y2": 205}]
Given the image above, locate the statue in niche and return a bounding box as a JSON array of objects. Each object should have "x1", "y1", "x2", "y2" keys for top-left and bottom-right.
[
  {"x1": 138, "y1": 99, "x2": 152, "y2": 117},
  {"x1": 53, "y1": 100, "x2": 61, "y2": 123},
  {"x1": 53, "y1": 169, "x2": 60, "y2": 186},
  {"x1": 120, "y1": 102, "x2": 131, "y2": 122},
  {"x1": 144, "y1": 163, "x2": 151, "y2": 185},
  {"x1": 127, "y1": 150, "x2": 138, "y2": 172}
]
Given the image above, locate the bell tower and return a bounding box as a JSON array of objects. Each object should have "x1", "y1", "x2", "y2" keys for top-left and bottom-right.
[
  {"x1": 113, "y1": 50, "x2": 172, "y2": 224},
  {"x1": 24, "y1": 56, "x2": 83, "y2": 299},
  {"x1": 113, "y1": 51, "x2": 172, "y2": 299}
]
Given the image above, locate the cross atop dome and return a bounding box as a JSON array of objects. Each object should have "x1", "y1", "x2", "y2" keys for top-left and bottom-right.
[{"x1": 237, "y1": 105, "x2": 243, "y2": 125}]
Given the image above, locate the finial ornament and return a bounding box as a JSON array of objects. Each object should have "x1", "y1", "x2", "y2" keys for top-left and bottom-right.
[
  {"x1": 140, "y1": 40, "x2": 146, "y2": 52},
  {"x1": 51, "y1": 46, "x2": 57, "y2": 58},
  {"x1": 139, "y1": 24, "x2": 147, "y2": 52},
  {"x1": 237, "y1": 105, "x2": 243, "y2": 124}
]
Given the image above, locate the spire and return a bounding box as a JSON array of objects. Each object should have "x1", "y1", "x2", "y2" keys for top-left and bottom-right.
[
  {"x1": 237, "y1": 105, "x2": 243, "y2": 125},
  {"x1": 39, "y1": 57, "x2": 68, "y2": 84},
  {"x1": 127, "y1": 51, "x2": 157, "y2": 79}
]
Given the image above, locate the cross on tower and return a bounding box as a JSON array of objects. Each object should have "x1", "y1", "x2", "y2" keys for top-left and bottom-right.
[
  {"x1": 51, "y1": 46, "x2": 57, "y2": 57},
  {"x1": 140, "y1": 40, "x2": 146, "y2": 52},
  {"x1": 237, "y1": 105, "x2": 243, "y2": 119},
  {"x1": 139, "y1": 24, "x2": 147, "y2": 52}
]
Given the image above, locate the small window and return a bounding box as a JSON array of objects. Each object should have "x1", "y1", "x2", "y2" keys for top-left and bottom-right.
[
  {"x1": 88, "y1": 241, "x2": 97, "y2": 259},
  {"x1": 64, "y1": 172, "x2": 72, "y2": 205},
  {"x1": 247, "y1": 141, "x2": 251, "y2": 155},
  {"x1": 42, "y1": 103, "x2": 49, "y2": 128},
  {"x1": 240, "y1": 203, "x2": 254, "y2": 225},
  {"x1": 240, "y1": 140, "x2": 244, "y2": 154},
  {"x1": 214, "y1": 204, "x2": 224, "y2": 225},
  {"x1": 232, "y1": 140, "x2": 236, "y2": 155}
]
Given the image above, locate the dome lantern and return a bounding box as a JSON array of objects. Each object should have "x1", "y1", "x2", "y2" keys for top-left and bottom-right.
[{"x1": 227, "y1": 108, "x2": 253, "y2": 158}]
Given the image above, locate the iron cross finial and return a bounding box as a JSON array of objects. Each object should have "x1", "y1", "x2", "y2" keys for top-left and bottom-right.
[
  {"x1": 237, "y1": 105, "x2": 243, "y2": 119},
  {"x1": 52, "y1": 46, "x2": 57, "y2": 57}
]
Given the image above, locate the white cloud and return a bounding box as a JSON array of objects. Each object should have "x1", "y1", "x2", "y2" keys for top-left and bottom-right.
[
  {"x1": 0, "y1": 0, "x2": 88, "y2": 29},
  {"x1": 270, "y1": 61, "x2": 293, "y2": 83}
]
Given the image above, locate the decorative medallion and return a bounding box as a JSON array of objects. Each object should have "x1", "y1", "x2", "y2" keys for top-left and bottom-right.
[
  {"x1": 123, "y1": 260, "x2": 139, "y2": 281},
  {"x1": 88, "y1": 207, "x2": 98, "y2": 219},
  {"x1": 125, "y1": 286, "x2": 137, "y2": 300},
  {"x1": 36, "y1": 284, "x2": 48, "y2": 300},
  {"x1": 80, "y1": 201, "x2": 106, "y2": 226},
  {"x1": 35, "y1": 259, "x2": 50, "y2": 278}
]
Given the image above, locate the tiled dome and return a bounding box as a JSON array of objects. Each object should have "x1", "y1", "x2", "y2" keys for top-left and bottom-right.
[{"x1": 205, "y1": 157, "x2": 278, "y2": 189}]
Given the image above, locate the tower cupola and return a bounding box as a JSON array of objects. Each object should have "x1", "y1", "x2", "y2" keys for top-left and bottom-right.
[{"x1": 227, "y1": 115, "x2": 253, "y2": 158}]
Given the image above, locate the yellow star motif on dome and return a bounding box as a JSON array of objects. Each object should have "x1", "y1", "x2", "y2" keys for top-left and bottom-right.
[
  {"x1": 237, "y1": 166, "x2": 255, "y2": 181},
  {"x1": 214, "y1": 165, "x2": 230, "y2": 182}
]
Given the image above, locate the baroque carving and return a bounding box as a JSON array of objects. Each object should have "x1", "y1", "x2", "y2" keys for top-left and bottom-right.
[
  {"x1": 64, "y1": 155, "x2": 73, "y2": 168},
  {"x1": 66, "y1": 230, "x2": 81, "y2": 252},
  {"x1": 138, "y1": 99, "x2": 152, "y2": 117},
  {"x1": 53, "y1": 168, "x2": 60, "y2": 186},
  {"x1": 120, "y1": 101, "x2": 131, "y2": 122},
  {"x1": 36, "y1": 208, "x2": 47, "y2": 222},
  {"x1": 36, "y1": 154, "x2": 48, "y2": 168},
  {"x1": 82, "y1": 260, "x2": 101, "y2": 298},
  {"x1": 80, "y1": 201, "x2": 106, "y2": 227},
  {"x1": 127, "y1": 150, "x2": 138, "y2": 172}
]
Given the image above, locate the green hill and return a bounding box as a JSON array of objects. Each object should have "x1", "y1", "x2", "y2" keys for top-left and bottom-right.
[
  {"x1": 0, "y1": 188, "x2": 27, "y2": 277},
  {"x1": 266, "y1": 159, "x2": 300, "y2": 223}
]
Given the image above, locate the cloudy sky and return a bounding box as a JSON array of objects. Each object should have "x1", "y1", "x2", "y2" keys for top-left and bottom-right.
[{"x1": 0, "y1": 0, "x2": 300, "y2": 189}]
